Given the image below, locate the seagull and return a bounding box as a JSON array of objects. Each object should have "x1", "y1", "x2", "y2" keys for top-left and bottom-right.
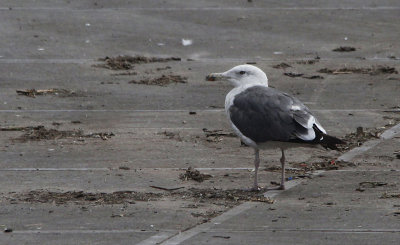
[{"x1": 206, "y1": 64, "x2": 345, "y2": 191}]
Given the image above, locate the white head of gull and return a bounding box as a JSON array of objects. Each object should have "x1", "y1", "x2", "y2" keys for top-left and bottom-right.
[
  {"x1": 206, "y1": 64, "x2": 344, "y2": 191},
  {"x1": 207, "y1": 64, "x2": 268, "y2": 87}
]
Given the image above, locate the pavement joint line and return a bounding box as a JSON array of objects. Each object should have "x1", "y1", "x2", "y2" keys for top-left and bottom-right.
[
  {"x1": 0, "y1": 109, "x2": 390, "y2": 113},
  {"x1": 158, "y1": 122, "x2": 400, "y2": 245},
  {"x1": 207, "y1": 228, "x2": 400, "y2": 233},
  {"x1": 10, "y1": 229, "x2": 179, "y2": 234},
  {"x1": 131, "y1": 231, "x2": 177, "y2": 245},
  {"x1": 159, "y1": 202, "x2": 258, "y2": 245},
  {"x1": 0, "y1": 59, "x2": 93, "y2": 64},
  {"x1": 1, "y1": 167, "x2": 399, "y2": 172},
  {"x1": 0, "y1": 57, "x2": 399, "y2": 63},
  {"x1": 0, "y1": 168, "x2": 111, "y2": 171},
  {"x1": 0, "y1": 167, "x2": 297, "y2": 172},
  {"x1": 1, "y1": 7, "x2": 400, "y2": 11}
]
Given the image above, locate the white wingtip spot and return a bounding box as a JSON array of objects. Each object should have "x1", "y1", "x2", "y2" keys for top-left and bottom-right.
[{"x1": 291, "y1": 105, "x2": 301, "y2": 111}]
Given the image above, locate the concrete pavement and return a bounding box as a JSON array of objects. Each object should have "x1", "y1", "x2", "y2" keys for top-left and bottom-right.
[{"x1": 0, "y1": 0, "x2": 399, "y2": 244}]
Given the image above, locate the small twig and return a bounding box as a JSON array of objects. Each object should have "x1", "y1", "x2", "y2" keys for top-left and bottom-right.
[{"x1": 149, "y1": 185, "x2": 184, "y2": 191}]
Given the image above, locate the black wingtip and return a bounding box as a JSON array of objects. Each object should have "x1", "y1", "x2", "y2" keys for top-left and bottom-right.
[
  {"x1": 320, "y1": 134, "x2": 346, "y2": 150},
  {"x1": 312, "y1": 125, "x2": 345, "y2": 150}
]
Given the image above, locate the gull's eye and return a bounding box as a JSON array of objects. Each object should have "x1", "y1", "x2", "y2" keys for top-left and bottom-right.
[{"x1": 239, "y1": 71, "x2": 246, "y2": 75}]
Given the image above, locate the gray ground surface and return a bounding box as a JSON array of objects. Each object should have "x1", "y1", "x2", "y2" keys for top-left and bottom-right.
[{"x1": 1, "y1": 1, "x2": 400, "y2": 244}]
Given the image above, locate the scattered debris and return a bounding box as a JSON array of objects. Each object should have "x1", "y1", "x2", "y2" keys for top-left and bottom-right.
[
  {"x1": 8, "y1": 125, "x2": 114, "y2": 142},
  {"x1": 380, "y1": 193, "x2": 400, "y2": 199},
  {"x1": 272, "y1": 63, "x2": 291, "y2": 69},
  {"x1": 332, "y1": 46, "x2": 356, "y2": 52},
  {"x1": 1, "y1": 126, "x2": 42, "y2": 131},
  {"x1": 187, "y1": 188, "x2": 274, "y2": 203},
  {"x1": 100, "y1": 81, "x2": 120, "y2": 84},
  {"x1": 181, "y1": 39, "x2": 193, "y2": 46},
  {"x1": 356, "y1": 126, "x2": 365, "y2": 137},
  {"x1": 283, "y1": 72, "x2": 304, "y2": 78},
  {"x1": 159, "y1": 131, "x2": 182, "y2": 141},
  {"x1": 388, "y1": 55, "x2": 399, "y2": 60},
  {"x1": 14, "y1": 190, "x2": 161, "y2": 205},
  {"x1": 179, "y1": 167, "x2": 212, "y2": 182},
  {"x1": 340, "y1": 120, "x2": 400, "y2": 150},
  {"x1": 111, "y1": 71, "x2": 138, "y2": 76},
  {"x1": 129, "y1": 75, "x2": 187, "y2": 86},
  {"x1": 356, "y1": 181, "x2": 387, "y2": 192},
  {"x1": 292, "y1": 160, "x2": 352, "y2": 171},
  {"x1": 202, "y1": 128, "x2": 236, "y2": 143},
  {"x1": 94, "y1": 55, "x2": 181, "y2": 70},
  {"x1": 296, "y1": 59, "x2": 319, "y2": 65},
  {"x1": 212, "y1": 236, "x2": 231, "y2": 239},
  {"x1": 9, "y1": 188, "x2": 274, "y2": 206},
  {"x1": 84, "y1": 132, "x2": 115, "y2": 140},
  {"x1": 16, "y1": 89, "x2": 84, "y2": 98},
  {"x1": 358, "y1": 181, "x2": 387, "y2": 188},
  {"x1": 3, "y1": 227, "x2": 12, "y2": 233},
  {"x1": 149, "y1": 186, "x2": 185, "y2": 191},
  {"x1": 302, "y1": 75, "x2": 324, "y2": 79},
  {"x1": 156, "y1": 66, "x2": 171, "y2": 71},
  {"x1": 318, "y1": 66, "x2": 398, "y2": 75}
]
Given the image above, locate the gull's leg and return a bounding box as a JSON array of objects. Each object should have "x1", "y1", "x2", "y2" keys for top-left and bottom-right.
[
  {"x1": 251, "y1": 148, "x2": 260, "y2": 191},
  {"x1": 279, "y1": 148, "x2": 286, "y2": 190}
]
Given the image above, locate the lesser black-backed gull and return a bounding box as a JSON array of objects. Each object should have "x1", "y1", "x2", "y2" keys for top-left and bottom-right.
[{"x1": 206, "y1": 64, "x2": 344, "y2": 191}]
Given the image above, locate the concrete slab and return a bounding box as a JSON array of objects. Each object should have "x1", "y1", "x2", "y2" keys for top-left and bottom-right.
[
  {"x1": 179, "y1": 231, "x2": 400, "y2": 245},
  {"x1": 175, "y1": 170, "x2": 400, "y2": 245},
  {"x1": 1, "y1": 232, "x2": 158, "y2": 245},
  {"x1": 351, "y1": 137, "x2": 400, "y2": 170},
  {"x1": 217, "y1": 171, "x2": 400, "y2": 231},
  {"x1": 1, "y1": 2, "x2": 399, "y2": 60}
]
